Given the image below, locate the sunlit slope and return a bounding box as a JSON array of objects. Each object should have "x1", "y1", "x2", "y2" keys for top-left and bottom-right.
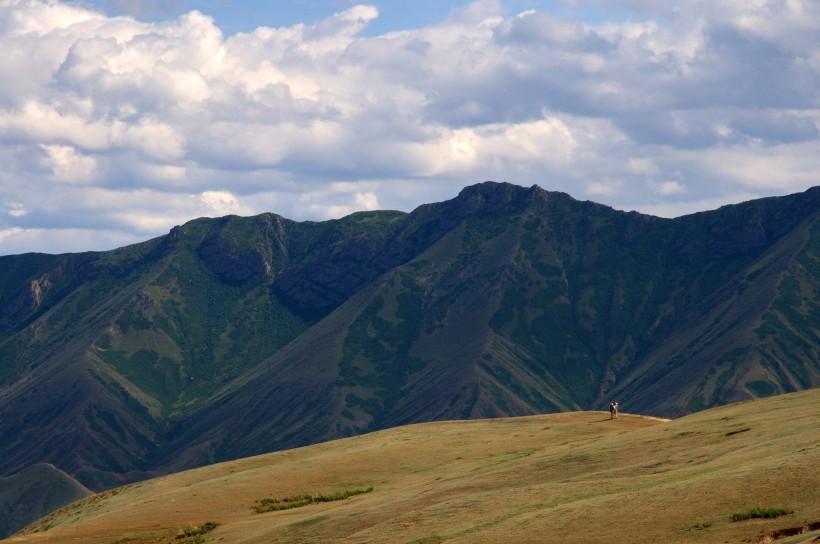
[{"x1": 9, "y1": 389, "x2": 820, "y2": 544}]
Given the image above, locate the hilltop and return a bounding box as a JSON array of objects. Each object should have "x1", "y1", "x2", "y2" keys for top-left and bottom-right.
[
  {"x1": 0, "y1": 465, "x2": 90, "y2": 538},
  {"x1": 0, "y1": 181, "x2": 817, "y2": 497},
  {"x1": 8, "y1": 389, "x2": 820, "y2": 544}
]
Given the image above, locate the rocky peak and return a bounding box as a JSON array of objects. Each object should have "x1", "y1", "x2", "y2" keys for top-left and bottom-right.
[{"x1": 449, "y1": 182, "x2": 568, "y2": 218}]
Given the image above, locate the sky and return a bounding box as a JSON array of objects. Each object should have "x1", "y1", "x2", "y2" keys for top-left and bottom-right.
[
  {"x1": 91, "y1": 1, "x2": 626, "y2": 36},
  {"x1": 1, "y1": 0, "x2": 819, "y2": 255}
]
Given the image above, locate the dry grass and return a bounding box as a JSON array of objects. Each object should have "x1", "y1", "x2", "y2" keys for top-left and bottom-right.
[{"x1": 6, "y1": 389, "x2": 820, "y2": 544}]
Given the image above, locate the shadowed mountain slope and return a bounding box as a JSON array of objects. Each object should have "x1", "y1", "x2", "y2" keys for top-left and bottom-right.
[
  {"x1": 0, "y1": 182, "x2": 818, "y2": 492},
  {"x1": 0, "y1": 464, "x2": 91, "y2": 538}
]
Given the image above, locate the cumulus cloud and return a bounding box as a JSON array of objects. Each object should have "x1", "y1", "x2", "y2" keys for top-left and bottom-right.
[
  {"x1": 41, "y1": 144, "x2": 98, "y2": 183},
  {"x1": 654, "y1": 180, "x2": 686, "y2": 195},
  {"x1": 1, "y1": 0, "x2": 820, "y2": 254},
  {"x1": 292, "y1": 183, "x2": 384, "y2": 219},
  {"x1": 200, "y1": 190, "x2": 248, "y2": 216}
]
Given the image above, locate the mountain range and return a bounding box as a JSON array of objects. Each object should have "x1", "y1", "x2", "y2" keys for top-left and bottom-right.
[{"x1": 0, "y1": 181, "x2": 817, "y2": 507}]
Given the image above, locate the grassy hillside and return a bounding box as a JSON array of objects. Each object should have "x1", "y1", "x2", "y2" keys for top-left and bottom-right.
[
  {"x1": 9, "y1": 389, "x2": 820, "y2": 544},
  {"x1": 0, "y1": 464, "x2": 91, "y2": 538}
]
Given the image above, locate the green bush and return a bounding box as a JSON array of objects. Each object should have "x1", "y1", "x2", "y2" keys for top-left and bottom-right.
[
  {"x1": 731, "y1": 507, "x2": 792, "y2": 522},
  {"x1": 254, "y1": 487, "x2": 374, "y2": 513},
  {"x1": 176, "y1": 521, "x2": 220, "y2": 540}
]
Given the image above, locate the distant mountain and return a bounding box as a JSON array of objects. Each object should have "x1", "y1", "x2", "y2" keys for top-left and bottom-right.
[
  {"x1": 0, "y1": 182, "x2": 818, "y2": 494},
  {"x1": 0, "y1": 463, "x2": 91, "y2": 537}
]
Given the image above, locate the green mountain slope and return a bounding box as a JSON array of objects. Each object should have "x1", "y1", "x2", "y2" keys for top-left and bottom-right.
[
  {"x1": 0, "y1": 210, "x2": 417, "y2": 490},
  {"x1": 0, "y1": 182, "x2": 818, "y2": 496},
  {"x1": 162, "y1": 184, "x2": 820, "y2": 467}
]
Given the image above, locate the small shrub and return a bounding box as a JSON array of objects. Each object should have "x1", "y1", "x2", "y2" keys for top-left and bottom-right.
[
  {"x1": 732, "y1": 507, "x2": 793, "y2": 522},
  {"x1": 313, "y1": 487, "x2": 374, "y2": 503},
  {"x1": 176, "y1": 521, "x2": 220, "y2": 540},
  {"x1": 254, "y1": 495, "x2": 314, "y2": 512},
  {"x1": 254, "y1": 487, "x2": 374, "y2": 514}
]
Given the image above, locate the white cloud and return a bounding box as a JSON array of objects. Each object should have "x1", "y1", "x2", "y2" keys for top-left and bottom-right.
[
  {"x1": 626, "y1": 158, "x2": 658, "y2": 176},
  {"x1": 5, "y1": 202, "x2": 27, "y2": 217},
  {"x1": 654, "y1": 180, "x2": 686, "y2": 195},
  {"x1": 354, "y1": 191, "x2": 381, "y2": 211},
  {"x1": 0, "y1": 227, "x2": 24, "y2": 244},
  {"x1": 587, "y1": 180, "x2": 621, "y2": 197},
  {"x1": 1, "y1": 0, "x2": 819, "y2": 254},
  {"x1": 696, "y1": 143, "x2": 820, "y2": 190},
  {"x1": 0, "y1": 227, "x2": 143, "y2": 255},
  {"x1": 200, "y1": 190, "x2": 247, "y2": 216},
  {"x1": 635, "y1": 192, "x2": 759, "y2": 218},
  {"x1": 41, "y1": 144, "x2": 98, "y2": 183},
  {"x1": 0, "y1": 1, "x2": 102, "y2": 36},
  {"x1": 293, "y1": 184, "x2": 384, "y2": 219}
]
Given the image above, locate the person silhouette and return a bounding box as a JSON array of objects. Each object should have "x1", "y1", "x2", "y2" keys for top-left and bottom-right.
[{"x1": 609, "y1": 401, "x2": 619, "y2": 420}]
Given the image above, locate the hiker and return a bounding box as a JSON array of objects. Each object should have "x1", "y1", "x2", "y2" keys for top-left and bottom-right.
[{"x1": 609, "y1": 401, "x2": 619, "y2": 420}]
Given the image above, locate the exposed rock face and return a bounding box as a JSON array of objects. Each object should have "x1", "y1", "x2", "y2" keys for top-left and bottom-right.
[{"x1": 2, "y1": 259, "x2": 76, "y2": 327}]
